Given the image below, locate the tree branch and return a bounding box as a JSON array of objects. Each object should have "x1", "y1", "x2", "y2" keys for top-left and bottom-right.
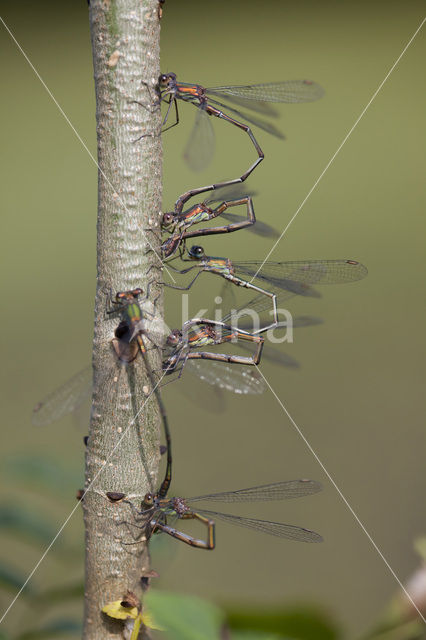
[{"x1": 83, "y1": 1, "x2": 162, "y2": 637}]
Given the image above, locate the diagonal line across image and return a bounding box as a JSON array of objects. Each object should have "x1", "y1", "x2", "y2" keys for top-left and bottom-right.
[
  {"x1": 254, "y1": 365, "x2": 426, "y2": 625},
  {"x1": 0, "y1": 15, "x2": 176, "y2": 284},
  {"x1": 0, "y1": 365, "x2": 170, "y2": 624},
  {"x1": 249, "y1": 16, "x2": 426, "y2": 283}
]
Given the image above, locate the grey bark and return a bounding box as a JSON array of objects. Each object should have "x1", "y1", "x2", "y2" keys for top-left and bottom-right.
[{"x1": 83, "y1": 1, "x2": 163, "y2": 638}]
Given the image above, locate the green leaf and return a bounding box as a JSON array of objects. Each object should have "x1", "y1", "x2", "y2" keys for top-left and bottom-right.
[
  {"x1": 0, "y1": 562, "x2": 34, "y2": 596},
  {"x1": 225, "y1": 605, "x2": 339, "y2": 640},
  {"x1": 0, "y1": 504, "x2": 59, "y2": 546},
  {"x1": 145, "y1": 590, "x2": 224, "y2": 640},
  {"x1": 16, "y1": 619, "x2": 82, "y2": 640}
]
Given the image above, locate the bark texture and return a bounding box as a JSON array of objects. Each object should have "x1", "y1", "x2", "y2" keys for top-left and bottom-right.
[{"x1": 83, "y1": 2, "x2": 162, "y2": 637}]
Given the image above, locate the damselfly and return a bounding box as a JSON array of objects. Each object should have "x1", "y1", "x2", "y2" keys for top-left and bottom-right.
[
  {"x1": 124, "y1": 479, "x2": 322, "y2": 549},
  {"x1": 162, "y1": 319, "x2": 264, "y2": 378},
  {"x1": 157, "y1": 72, "x2": 324, "y2": 178},
  {"x1": 162, "y1": 184, "x2": 278, "y2": 260},
  {"x1": 166, "y1": 245, "x2": 368, "y2": 332},
  {"x1": 109, "y1": 289, "x2": 172, "y2": 498}
]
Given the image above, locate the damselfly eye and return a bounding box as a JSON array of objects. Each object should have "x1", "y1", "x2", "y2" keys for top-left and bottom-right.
[
  {"x1": 143, "y1": 492, "x2": 154, "y2": 507},
  {"x1": 167, "y1": 330, "x2": 181, "y2": 345},
  {"x1": 162, "y1": 213, "x2": 173, "y2": 226},
  {"x1": 189, "y1": 245, "x2": 204, "y2": 259},
  {"x1": 160, "y1": 74, "x2": 168, "y2": 83},
  {"x1": 132, "y1": 288, "x2": 143, "y2": 297}
]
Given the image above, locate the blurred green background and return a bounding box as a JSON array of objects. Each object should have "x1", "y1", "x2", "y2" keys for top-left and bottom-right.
[{"x1": 1, "y1": 0, "x2": 425, "y2": 637}]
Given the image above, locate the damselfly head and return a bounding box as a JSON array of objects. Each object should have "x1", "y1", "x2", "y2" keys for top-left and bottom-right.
[
  {"x1": 142, "y1": 492, "x2": 154, "y2": 508},
  {"x1": 162, "y1": 212, "x2": 174, "y2": 227},
  {"x1": 166, "y1": 329, "x2": 182, "y2": 346},
  {"x1": 159, "y1": 72, "x2": 176, "y2": 89},
  {"x1": 188, "y1": 245, "x2": 205, "y2": 260},
  {"x1": 115, "y1": 291, "x2": 133, "y2": 304},
  {"x1": 115, "y1": 288, "x2": 143, "y2": 303}
]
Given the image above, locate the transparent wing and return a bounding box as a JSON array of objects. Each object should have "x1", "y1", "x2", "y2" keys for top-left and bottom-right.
[
  {"x1": 202, "y1": 185, "x2": 278, "y2": 237},
  {"x1": 32, "y1": 366, "x2": 92, "y2": 426},
  {"x1": 214, "y1": 279, "x2": 238, "y2": 315},
  {"x1": 194, "y1": 509, "x2": 323, "y2": 543},
  {"x1": 177, "y1": 377, "x2": 227, "y2": 413},
  {"x1": 186, "y1": 360, "x2": 266, "y2": 395},
  {"x1": 188, "y1": 479, "x2": 322, "y2": 503},
  {"x1": 144, "y1": 311, "x2": 173, "y2": 349},
  {"x1": 206, "y1": 97, "x2": 285, "y2": 138},
  {"x1": 220, "y1": 212, "x2": 279, "y2": 238},
  {"x1": 206, "y1": 92, "x2": 279, "y2": 116},
  {"x1": 240, "y1": 342, "x2": 300, "y2": 368},
  {"x1": 220, "y1": 285, "x2": 321, "y2": 325},
  {"x1": 289, "y1": 315, "x2": 324, "y2": 328},
  {"x1": 206, "y1": 80, "x2": 324, "y2": 104},
  {"x1": 203, "y1": 184, "x2": 258, "y2": 205},
  {"x1": 32, "y1": 303, "x2": 168, "y2": 427},
  {"x1": 235, "y1": 259, "x2": 368, "y2": 287},
  {"x1": 183, "y1": 108, "x2": 215, "y2": 172}
]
